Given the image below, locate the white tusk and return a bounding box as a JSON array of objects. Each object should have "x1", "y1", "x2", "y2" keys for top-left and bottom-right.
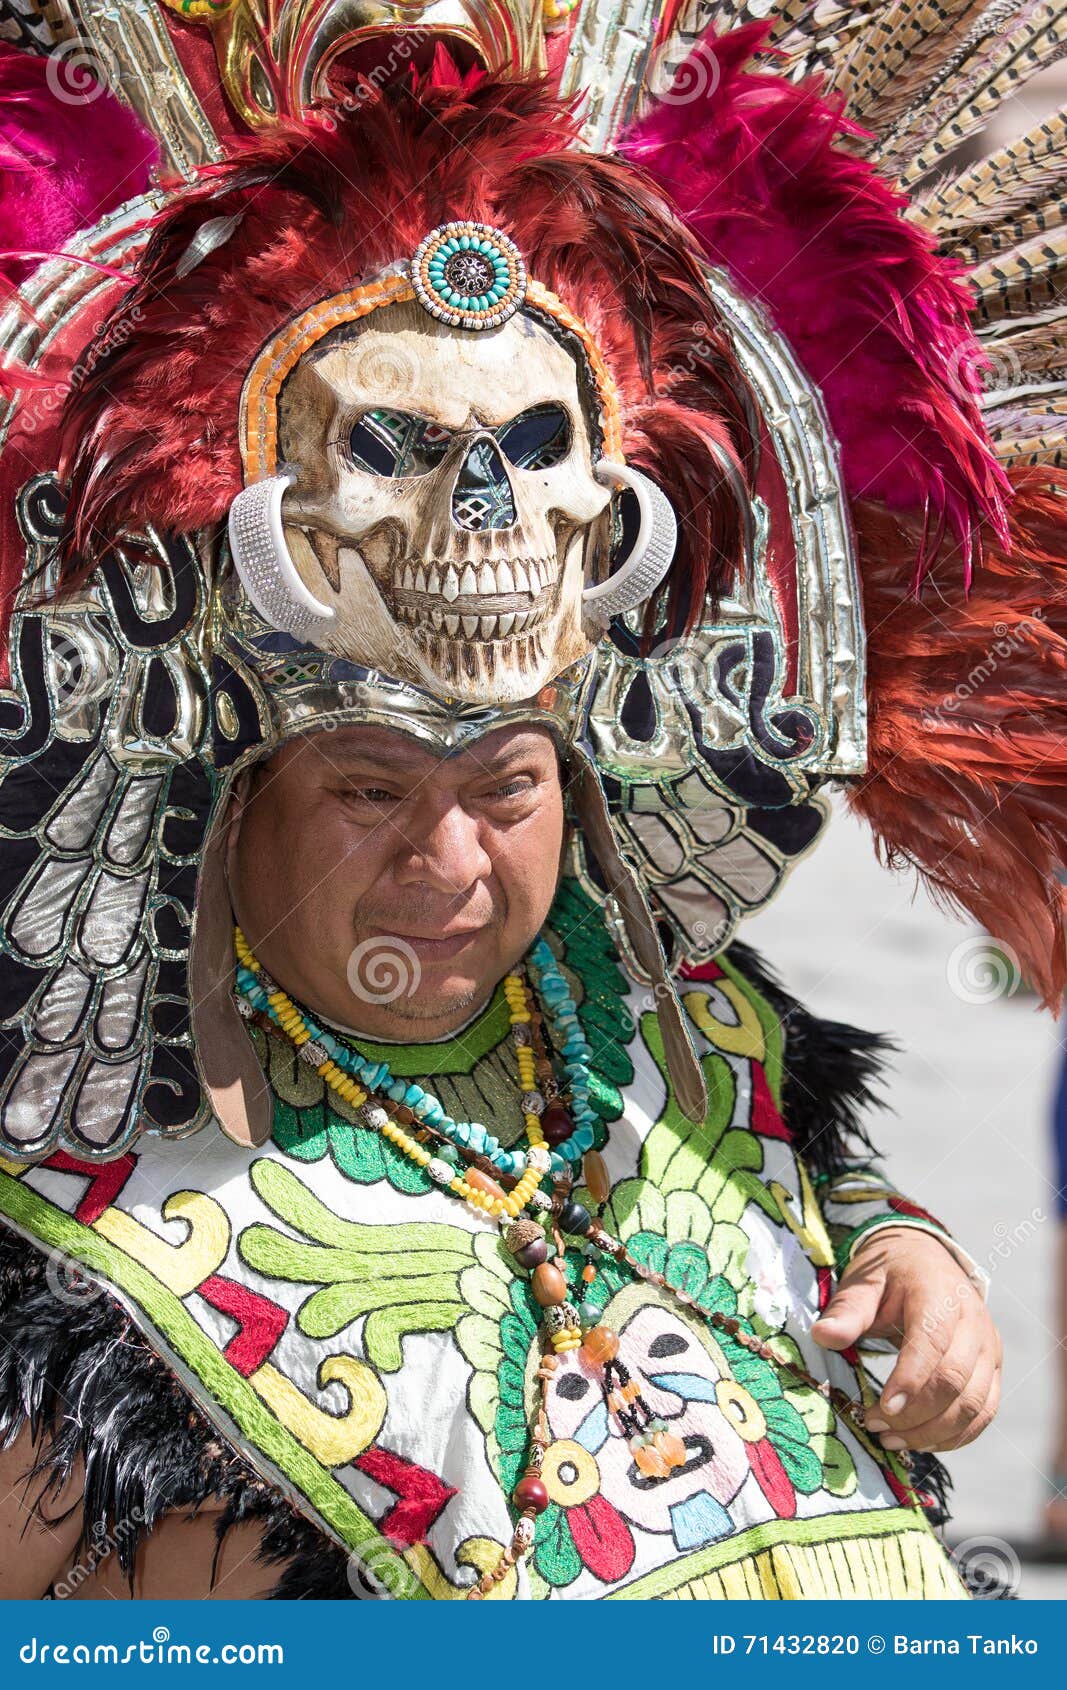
[
  {"x1": 583, "y1": 460, "x2": 678, "y2": 628},
  {"x1": 228, "y1": 472, "x2": 336, "y2": 643}
]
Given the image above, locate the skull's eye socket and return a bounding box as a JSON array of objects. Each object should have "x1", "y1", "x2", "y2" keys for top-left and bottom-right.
[
  {"x1": 494, "y1": 404, "x2": 572, "y2": 471},
  {"x1": 348, "y1": 409, "x2": 453, "y2": 477}
]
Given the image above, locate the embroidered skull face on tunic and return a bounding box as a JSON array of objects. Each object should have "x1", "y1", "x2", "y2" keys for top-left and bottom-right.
[{"x1": 275, "y1": 300, "x2": 614, "y2": 702}]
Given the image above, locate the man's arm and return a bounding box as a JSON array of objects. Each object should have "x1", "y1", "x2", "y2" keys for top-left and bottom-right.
[{"x1": 0, "y1": 1426, "x2": 84, "y2": 1598}]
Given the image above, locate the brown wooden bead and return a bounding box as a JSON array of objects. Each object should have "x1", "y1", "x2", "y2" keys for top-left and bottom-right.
[
  {"x1": 531, "y1": 1262, "x2": 567, "y2": 1306},
  {"x1": 582, "y1": 1150, "x2": 611, "y2": 1206}
]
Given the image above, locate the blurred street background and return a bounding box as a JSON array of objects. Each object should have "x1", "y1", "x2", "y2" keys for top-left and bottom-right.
[{"x1": 746, "y1": 797, "x2": 1066, "y2": 1599}]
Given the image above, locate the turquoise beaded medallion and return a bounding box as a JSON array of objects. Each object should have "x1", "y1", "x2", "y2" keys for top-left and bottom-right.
[{"x1": 411, "y1": 221, "x2": 527, "y2": 330}]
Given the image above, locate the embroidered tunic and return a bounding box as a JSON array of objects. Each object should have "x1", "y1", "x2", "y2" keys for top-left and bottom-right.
[{"x1": 0, "y1": 884, "x2": 967, "y2": 1599}]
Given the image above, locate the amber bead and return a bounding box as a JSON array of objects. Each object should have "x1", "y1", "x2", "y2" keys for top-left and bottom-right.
[
  {"x1": 633, "y1": 1444, "x2": 671, "y2": 1480},
  {"x1": 582, "y1": 1150, "x2": 611, "y2": 1206},
  {"x1": 540, "y1": 1102, "x2": 574, "y2": 1147},
  {"x1": 513, "y1": 1474, "x2": 550, "y2": 1515},
  {"x1": 531, "y1": 1262, "x2": 567, "y2": 1306},
  {"x1": 652, "y1": 1428, "x2": 688, "y2": 1468},
  {"x1": 581, "y1": 1263, "x2": 597, "y2": 1284},
  {"x1": 466, "y1": 1167, "x2": 506, "y2": 1201},
  {"x1": 581, "y1": 1325, "x2": 619, "y2": 1366}
]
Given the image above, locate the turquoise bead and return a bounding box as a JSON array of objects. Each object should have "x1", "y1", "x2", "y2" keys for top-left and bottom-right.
[
  {"x1": 574, "y1": 1125, "x2": 595, "y2": 1152},
  {"x1": 387, "y1": 1080, "x2": 407, "y2": 1103},
  {"x1": 404, "y1": 1084, "x2": 425, "y2": 1107}
]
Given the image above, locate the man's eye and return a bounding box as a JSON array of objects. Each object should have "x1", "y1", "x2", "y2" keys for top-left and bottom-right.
[{"x1": 348, "y1": 787, "x2": 398, "y2": 804}]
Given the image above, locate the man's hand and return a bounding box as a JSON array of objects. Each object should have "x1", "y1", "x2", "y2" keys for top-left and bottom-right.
[{"x1": 811, "y1": 1226, "x2": 1001, "y2": 1453}]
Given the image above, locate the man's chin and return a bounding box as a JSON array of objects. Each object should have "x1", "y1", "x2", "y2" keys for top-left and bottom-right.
[{"x1": 380, "y1": 981, "x2": 483, "y2": 1027}]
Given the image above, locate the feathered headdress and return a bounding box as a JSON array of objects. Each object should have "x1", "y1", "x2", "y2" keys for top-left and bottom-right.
[{"x1": 0, "y1": 7, "x2": 1065, "y2": 1162}]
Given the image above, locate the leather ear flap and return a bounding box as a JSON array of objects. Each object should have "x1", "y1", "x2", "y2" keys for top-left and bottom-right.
[
  {"x1": 567, "y1": 754, "x2": 708, "y2": 1125},
  {"x1": 188, "y1": 781, "x2": 273, "y2": 1148}
]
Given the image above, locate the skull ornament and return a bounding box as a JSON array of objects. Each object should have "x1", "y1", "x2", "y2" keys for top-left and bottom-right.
[{"x1": 274, "y1": 300, "x2": 615, "y2": 702}]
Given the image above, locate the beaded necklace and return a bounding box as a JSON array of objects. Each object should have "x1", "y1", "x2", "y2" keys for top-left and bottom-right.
[{"x1": 234, "y1": 930, "x2": 876, "y2": 1599}]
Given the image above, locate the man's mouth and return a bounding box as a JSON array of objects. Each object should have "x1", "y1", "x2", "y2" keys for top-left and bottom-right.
[{"x1": 369, "y1": 927, "x2": 487, "y2": 962}]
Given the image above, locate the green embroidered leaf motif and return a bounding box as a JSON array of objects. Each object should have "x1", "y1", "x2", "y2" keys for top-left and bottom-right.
[
  {"x1": 813, "y1": 1433, "x2": 859, "y2": 1497},
  {"x1": 496, "y1": 1405, "x2": 531, "y2": 1455},
  {"x1": 271, "y1": 1099, "x2": 329, "y2": 1162},
  {"x1": 697, "y1": 1273, "x2": 738, "y2": 1318},
  {"x1": 455, "y1": 1312, "x2": 504, "y2": 1374},
  {"x1": 604, "y1": 1179, "x2": 664, "y2": 1241},
  {"x1": 662, "y1": 1190, "x2": 713, "y2": 1246},
  {"x1": 499, "y1": 1312, "x2": 535, "y2": 1371},
  {"x1": 296, "y1": 1273, "x2": 465, "y2": 1341},
  {"x1": 241, "y1": 1160, "x2": 474, "y2": 1367},
  {"x1": 458, "y1": 1263, "x2": 512, "y2": 1326},
  {"x1": 467, "y1": 1368, "x2": 499, "y2": 1441},
  {"x1": 762, "y1": 1394, "x2": 809, "y2": 1446},
  {"x1": 638, "y1": 1016, "x2": 735, "y2": 1194},
  {"x1": 536, "y1": 1503, "x2": 582, "y2": 1588},
  {"x1": 725, "y1": 1345, "x2": 776, "y2": 1397},
  {"x1": 777, "y1": 1436, "x2": 824, "y2": 1495},
  {"x1": 250, "y1": 1160, "x2": 464, "y2": 1256},
  {"x1": 328, "y1": 1126, "x2": 388, "y2": 1184},
  {"x1": 704, "y1": 1221, "x2": 752, "y2": 1289},
  {"x1": 663, "y1": 1241, "x2": 709, "y2": 1301},
  {"x1": 363, "y1": 1302, "x2": 464, "y2": 1373},
  {"x1": 498, "y1": 1355, "x2": 527, "y2": 1407},
  {"x1": 378, "y1": 1138, "x2": 434, "y2": 1195},
  {"x1": 707, "y1": 1130, "x2": 778, "y2": 1224},
  {"x1": 626, "y1": 1230, "x2": 670, "y2": 1281}
]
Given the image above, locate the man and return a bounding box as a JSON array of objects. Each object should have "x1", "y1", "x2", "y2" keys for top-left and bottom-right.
[
  {"x1": 0, "y1": 720, "x2": 997, "y2": 1597},
  {"x1": 0, "y1": 27, "x2": 1064, "y2": 1603}
]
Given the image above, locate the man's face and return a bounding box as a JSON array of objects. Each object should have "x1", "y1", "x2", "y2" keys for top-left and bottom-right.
[{"x1": 227, "y1": 721, "x2": 566, "y2": 1039}]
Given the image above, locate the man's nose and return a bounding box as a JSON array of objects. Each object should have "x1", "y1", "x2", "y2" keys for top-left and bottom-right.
[{"x1": 393, "y1": 801, "x2": 492, "y2": 893}]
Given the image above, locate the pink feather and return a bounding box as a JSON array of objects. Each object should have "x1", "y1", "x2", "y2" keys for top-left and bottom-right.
[
  {"x1": 622, "y1": 23, "x2": 1011, "y2": 582},
  {"x1": 0, "y1": 42, "x2": 157, "y2": 289}
]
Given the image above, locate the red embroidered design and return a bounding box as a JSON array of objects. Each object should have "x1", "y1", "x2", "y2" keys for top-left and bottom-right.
[
  {"x1": 354, "y1": 1446, "x2": 458, "y2": 1548},
  {"x1": 44, "y1": 1150, "x2": 137, "y2": 1224},
  {"x1": 197, "y1": 1274, "x2": 289, "y2": 1375}
]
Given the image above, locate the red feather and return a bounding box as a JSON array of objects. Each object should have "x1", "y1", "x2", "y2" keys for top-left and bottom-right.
[{"x1": 849, "y1": 467, "x2": 1067, "y2": 1006}]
